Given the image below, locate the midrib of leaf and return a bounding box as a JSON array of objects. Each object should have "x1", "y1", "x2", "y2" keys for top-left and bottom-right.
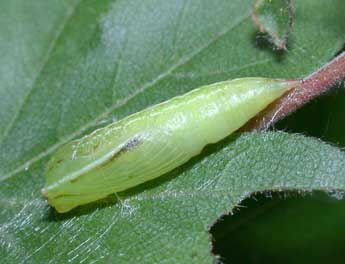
[{"x1": 0, "y1": 11, "x2": 251, "y2": 182}]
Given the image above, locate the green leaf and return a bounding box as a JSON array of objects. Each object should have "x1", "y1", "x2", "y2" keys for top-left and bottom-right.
[
  {"x1": 0, "y1": 0, "x2": 344, "y2": 263},
  {"x1": 252, "y1": 0, "x2": 293, "y2": 49}
]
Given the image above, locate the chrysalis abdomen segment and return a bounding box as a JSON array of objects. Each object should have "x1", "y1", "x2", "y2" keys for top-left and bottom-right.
[{"x1": 43, "y1": 78, "x2": 297, "y2": 212}]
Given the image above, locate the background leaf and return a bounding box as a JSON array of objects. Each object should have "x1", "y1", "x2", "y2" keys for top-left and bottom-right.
[
  {"x1": 0, "y1": 0, "x2": 344, "y2": 263},
  {"x1": 252, "y1": 0, "x2": 293, "y2": 49}
]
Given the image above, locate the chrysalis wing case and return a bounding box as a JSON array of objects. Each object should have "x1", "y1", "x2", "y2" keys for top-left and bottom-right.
[{"x1": 42, "y1": 77, "x2": 298, "y2": 212}]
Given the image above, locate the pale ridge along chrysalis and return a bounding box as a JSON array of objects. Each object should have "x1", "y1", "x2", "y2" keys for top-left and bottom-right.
[{"x1": 42, "y1": 77, "x2": 298, "y2": 213}]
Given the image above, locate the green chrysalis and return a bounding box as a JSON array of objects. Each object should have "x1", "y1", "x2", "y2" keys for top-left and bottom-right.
[{"x1": 42, "y1": 77, "x2": 298, "y2": 213}]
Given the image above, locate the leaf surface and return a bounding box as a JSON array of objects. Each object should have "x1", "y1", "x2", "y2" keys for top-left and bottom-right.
[{"x1": 0, "y1": 0, "x2": 345, "y2": 263}]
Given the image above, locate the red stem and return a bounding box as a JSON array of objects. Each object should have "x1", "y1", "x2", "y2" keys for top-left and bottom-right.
[{"x1": 244, "y1": 51, "x2": 345, "y2": 131}]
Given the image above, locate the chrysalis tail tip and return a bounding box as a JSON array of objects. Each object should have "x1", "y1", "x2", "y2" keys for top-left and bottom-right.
[{"x1": 286, "y1": 79, "x2": 301, "y2": 89}]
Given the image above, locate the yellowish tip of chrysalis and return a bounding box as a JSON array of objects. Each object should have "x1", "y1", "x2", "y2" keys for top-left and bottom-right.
[{"x1": 285, "y1": 79, "x2": 301, "y2": 90}]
